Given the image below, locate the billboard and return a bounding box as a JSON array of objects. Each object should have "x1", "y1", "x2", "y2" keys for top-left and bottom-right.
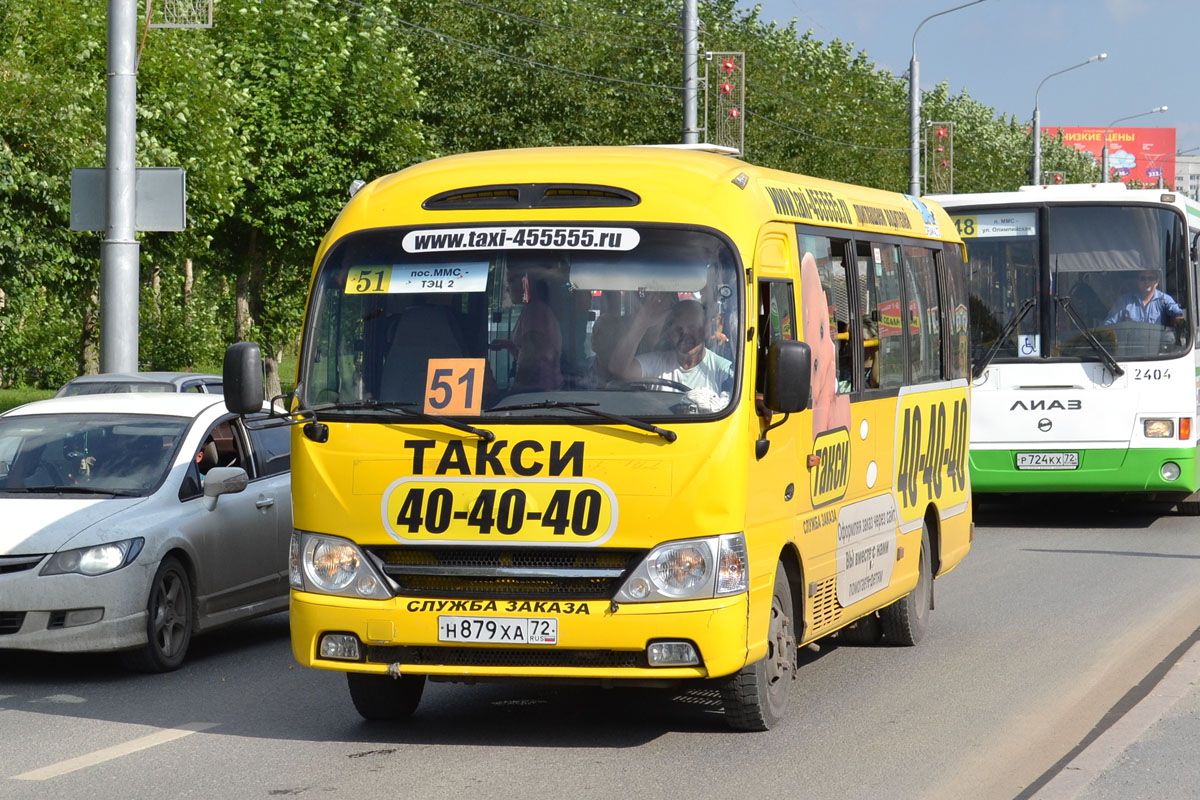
[{"x1": 1044, "y1": 127, "x2": 1177, "y2": 186}]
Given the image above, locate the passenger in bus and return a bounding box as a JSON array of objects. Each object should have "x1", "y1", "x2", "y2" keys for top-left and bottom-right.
[
  {"x1": 1103, "y1": 270, "x2": 1184, "y2": 326},
  {"x1": 607, "y1": 294, "x2": 733, "y2": 405},
  {"x1": 491, "y1": 267, "x2": 562, "y2": 391}
]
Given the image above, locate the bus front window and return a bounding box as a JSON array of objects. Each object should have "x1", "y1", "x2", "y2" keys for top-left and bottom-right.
[
  {"x1": 301, "y1": 226, "x2": 742, "y2": 420},
  {"x1": 1050, "y1": 206, "x2": 1190, "y2": 360},
  {"x1": 962, "y1": 210, "x2": 1040, "y2": 364}
]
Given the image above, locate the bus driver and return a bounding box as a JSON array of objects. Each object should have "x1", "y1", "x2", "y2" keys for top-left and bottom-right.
[
  {"x1": 607, "y1": 295, "x2": 733, "y2": 409},
  {"x1": 1104, "y1": 269, "x2": 1184, "y2": 326}
]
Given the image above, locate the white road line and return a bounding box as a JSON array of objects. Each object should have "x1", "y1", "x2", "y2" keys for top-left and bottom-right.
[
  {"x1": 1031, "y1": 641, "x2": 1200, "y2": 800},
  {"x1": 11, "y1": 722, "x2": 218, "y2": 781}
]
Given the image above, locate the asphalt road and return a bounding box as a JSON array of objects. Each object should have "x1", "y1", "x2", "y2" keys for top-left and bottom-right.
[{"x1": 3, "y1": 495, "x2": 1199, "y2": 800}]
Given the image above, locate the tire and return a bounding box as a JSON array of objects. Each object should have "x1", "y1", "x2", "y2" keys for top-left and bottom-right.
[
  {"x1": 124, "y1": 555, "x2": 193, "y2": 673},
  {"x1": 879, "y1": 523, "x2": 932, "y2": 647},
  {"x1": 719, "y1": 562, "x2": 797, "y2": 731},
  {"x1": 347, "y1": 672, "x2": 426, "y2": 721}
]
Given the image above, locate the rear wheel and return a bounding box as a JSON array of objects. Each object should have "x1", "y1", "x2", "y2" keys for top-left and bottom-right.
[
  {"x1": 124, "y1": 556, "x2": 193, "y2": 673},
  {"x1": 879, "y1": 523, "x2": 931, "y2": 646},
  {"x1": 720, "y1": 562, "x2": 796, "y2": 731},
  {"x1": 347, "y1": 672, "x2": 426, "y2": 720}
]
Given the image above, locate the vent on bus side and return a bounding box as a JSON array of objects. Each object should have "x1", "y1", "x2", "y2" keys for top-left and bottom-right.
[{"x1": 423, "y1": 184, "x2": 640, "y2": 210}]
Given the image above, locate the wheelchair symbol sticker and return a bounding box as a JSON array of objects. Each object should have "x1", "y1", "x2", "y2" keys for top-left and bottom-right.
[{"x1": 1018, "y1": 335, "x2": 1040, "y2": 357}]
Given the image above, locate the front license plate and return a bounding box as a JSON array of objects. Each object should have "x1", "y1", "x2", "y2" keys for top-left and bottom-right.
[
  {"x1": 1016, "y1": 452, "x2": 1079, "y2": 470},
  {"x1": 438, "y1": 615, "x2": 558, "y2": 645}
]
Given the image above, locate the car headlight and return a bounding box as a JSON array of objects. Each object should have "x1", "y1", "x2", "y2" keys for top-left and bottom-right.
[
  {"x1": 41, "y1": 538, "x2": 144, "y2": 577},
  {"x1": 291, "y1": 531, "x2": 392, "y2": 600},
  {"x1": 614, "y1": 533, "x2": 748, "y2": 603}
]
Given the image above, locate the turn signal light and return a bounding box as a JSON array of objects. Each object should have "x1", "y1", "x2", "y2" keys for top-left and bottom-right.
[{"x1": 1180, "y1": 418, "x2": 1191, "y2": 440}]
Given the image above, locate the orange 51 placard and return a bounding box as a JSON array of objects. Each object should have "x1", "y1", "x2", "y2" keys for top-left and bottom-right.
[{"x1": 423, "y1": 358, "x2": 486, "y2": 415}]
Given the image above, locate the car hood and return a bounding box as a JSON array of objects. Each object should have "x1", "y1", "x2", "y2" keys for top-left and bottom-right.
[{"x1": 0, "y1": 496, "x2": 148, "y2": 555}]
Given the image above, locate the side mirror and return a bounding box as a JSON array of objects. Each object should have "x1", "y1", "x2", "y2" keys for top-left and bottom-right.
[
  {"x1": 202, "y1": 466, "x2": 249, "y2": 510},
  {"x1": 764, "y1": 339, "x2": 811, "y2": 413},
  {"x1": 223, "y1": 342, "x2": 264, "y2": 416}
]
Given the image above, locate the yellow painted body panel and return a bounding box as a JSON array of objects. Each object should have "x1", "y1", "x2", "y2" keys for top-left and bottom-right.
[{"x1": 289, "y1": 146, "x2": 970, "y2": 683}]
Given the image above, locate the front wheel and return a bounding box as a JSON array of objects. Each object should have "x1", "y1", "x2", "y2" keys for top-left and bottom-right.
[
  {"x1": 879, "y1": 523, "x2": 931, "y2": 646},
  {"x1": 719, "y1": 562, "x2": 796, "y2": 731},
  {"x1": 347, "y1": 672, "x2": 426, "y2": 721},
  {"x1": 123, "y1": 555, "x2": 193, "y2": 672}
]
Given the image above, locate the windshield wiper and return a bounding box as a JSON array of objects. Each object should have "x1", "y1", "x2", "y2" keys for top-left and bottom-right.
[
  {"x1": 1055, "y1": 295, "x2": 1124, "y2": 377},
  {"x1": 1, "y1": 486, "x2": 142, "y2": 497},
  {"x1": 312, "y1": 400, "x2": 494, "y2": 442},
  {"x1": 488, "y1": 400, "x2": 677, "y2": 443},
  {"x1": 973, "y1": 297, "x2": 1037, "y2": 379}
]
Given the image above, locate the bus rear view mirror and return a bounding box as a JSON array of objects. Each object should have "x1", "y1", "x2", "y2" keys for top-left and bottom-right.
[
  {"x1": 223, "y1": 341, "x2": 264, "y2": 416},
  {"x1": 765, "y1": 339, "x2": 811, "y2": 413}
]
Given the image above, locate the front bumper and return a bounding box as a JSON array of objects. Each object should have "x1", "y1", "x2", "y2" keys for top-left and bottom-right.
[
  {"x1": 290, "y1": 590, "x2": 751, "y2": 681},
  {"x1": 969, "y1": 445, "x2": 1197, "y2": 493},
  {"x1": 0, "y1": 558, "x2": 152, "y2": 653}
]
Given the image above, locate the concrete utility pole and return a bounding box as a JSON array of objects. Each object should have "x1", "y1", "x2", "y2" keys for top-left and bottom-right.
[
  {"x1": 101, "y1": 0, "x2": 140, "y2": 372},
  {"x1": 682, "y1": 0, "x2": 699, "y2": 144}
]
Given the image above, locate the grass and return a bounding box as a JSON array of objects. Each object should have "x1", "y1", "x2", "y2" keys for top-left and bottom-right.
[{"x1": 0, "y1": 387, "x2": 56, "y2": 413}]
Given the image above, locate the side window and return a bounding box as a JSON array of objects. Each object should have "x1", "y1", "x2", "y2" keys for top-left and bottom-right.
[
  {"x1": 941, "y1": 242, "x2": 970, "y2": 379},
  {"x1": 248, "y1": 424, "x2": 292, "y2": 477},
  {"x1": 755, "y1": 279, "x2": 796, "y2": 395},
  {"x1": 797, "y1": 233, "x2": 855, "y2": 394},
  {"x1": 860, "y1": 241, "x2": 906, "y2": 389},
  {"x1": 904, "y1": 245, "x2": 943, "y2": 383}
]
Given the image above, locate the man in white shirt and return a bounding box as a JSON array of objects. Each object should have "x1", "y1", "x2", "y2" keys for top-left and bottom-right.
[{"x1": 607, "y1": 296, "x2": 732, "y2": 406}]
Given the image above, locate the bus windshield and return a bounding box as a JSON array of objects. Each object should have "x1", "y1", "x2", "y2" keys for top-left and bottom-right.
[
  {"x1": 967, "y1": 204, "x2": 1190, "y2": 365},
  {"x1": 300, "y1": 225, "x2": 742, "y2": 420}
]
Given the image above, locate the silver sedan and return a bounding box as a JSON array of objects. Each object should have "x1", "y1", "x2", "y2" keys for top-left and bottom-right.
[{"x1": 0, "y1": 393, "x2": 291, "y2": 671}]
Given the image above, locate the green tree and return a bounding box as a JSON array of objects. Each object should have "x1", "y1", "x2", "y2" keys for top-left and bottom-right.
[{"x1": 207, "y1": 0, "x2": 431, "y2": 397}]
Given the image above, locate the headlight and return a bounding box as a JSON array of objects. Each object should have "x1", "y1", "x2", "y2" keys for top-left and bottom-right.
[
  {"x1": 41, "y1": 538, "x2": 144, "y2": 577},
  {"x1": 292, "y1": 531, "x2": 391, "y2": 600},
  {"x1": 614, "y1": 533, "x2": 748, "y2": 603},
  {"x1": 1144, "y1": 419, "x2": 1174, "y2": 438}
]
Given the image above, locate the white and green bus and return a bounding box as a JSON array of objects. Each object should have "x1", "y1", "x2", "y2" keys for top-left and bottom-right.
[{"x1": 931, "y1": 184, "x2": 1200, "y2": 508}]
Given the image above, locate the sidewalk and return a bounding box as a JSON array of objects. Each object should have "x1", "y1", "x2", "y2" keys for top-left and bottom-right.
[{"x1": 1029, "y1": 638, "x2": 1200, "y2": 800}]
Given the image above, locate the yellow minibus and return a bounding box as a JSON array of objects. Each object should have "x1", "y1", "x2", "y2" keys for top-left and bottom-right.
[{"x1": 224, "y1": 145, "x2": 972, "y2": 730}]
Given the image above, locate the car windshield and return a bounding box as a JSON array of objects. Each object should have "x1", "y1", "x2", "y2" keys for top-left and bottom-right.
[
  {"x1": 0, "y1": 414, "x2": 189, "y2": 495},
  {"x1": 300, "y1": 224, "x2": 742, "y2": 421},
  {"x1": 61, "y1": 382, "x2": 175, "y2": 396}
]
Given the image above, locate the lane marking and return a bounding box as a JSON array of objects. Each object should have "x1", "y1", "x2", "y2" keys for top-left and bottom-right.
[
  {"x1": 1030, "y1": 641, "x2": 1200, "y2": 800},
  {"x1": 11, "y1": 722, "x2": 218, "y2": 781}
]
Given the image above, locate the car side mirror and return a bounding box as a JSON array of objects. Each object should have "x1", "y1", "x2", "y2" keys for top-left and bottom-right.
[
  {"x1": 223, "y1": 342, "x2": 264, "y2": 416},
  {"x1": 765, "y1": 339, "x2": 812, "y2": 413},
  {"x1": 202, "y1": 466, "x2": 249, "y2": 510}
]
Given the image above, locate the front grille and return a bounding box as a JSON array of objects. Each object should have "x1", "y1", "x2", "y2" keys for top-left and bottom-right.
[
  {"x1": 365, "y1": 645, "x2": 645, "y2": 669},
  {"x1": 0, "y1": 612, "x2": 26, "y2": 635},
  {"x1": 367, "y1": 547, "x2": 643, "y2": 599},
  {"x1": 0, "y1": 555, "x2": 45, "y2": 575}
]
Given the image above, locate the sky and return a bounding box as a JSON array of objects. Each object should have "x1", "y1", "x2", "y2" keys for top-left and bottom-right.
[{"x1": 743, "y1": 0, "x2": 1199, "y2": 152}]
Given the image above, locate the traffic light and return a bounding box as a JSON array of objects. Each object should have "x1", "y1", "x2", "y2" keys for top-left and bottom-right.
[{"x1": 1048, "y1": 171, "x2": 1065, "y2": 185}]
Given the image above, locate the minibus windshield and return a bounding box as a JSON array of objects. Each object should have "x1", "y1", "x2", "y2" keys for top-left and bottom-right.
[{"x1": 300, "y1": 225, "x2": 742, "y2": 421}]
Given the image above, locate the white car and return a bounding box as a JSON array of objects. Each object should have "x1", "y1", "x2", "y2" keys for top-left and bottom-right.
[{"x1": 0, "y1": 393, "x2": 291, "y2": 671}]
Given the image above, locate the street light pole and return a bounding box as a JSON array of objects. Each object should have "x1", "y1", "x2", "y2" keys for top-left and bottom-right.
[
  {"x1": 909, "y1": 0, "x2": 988, "y2": 196},
  {"x1": 1031, "y1": 53, "x2": 1106, "y2": 185},
  {"x1": 1102, "y1": 106, "x2": 1168, "y2": 183}
]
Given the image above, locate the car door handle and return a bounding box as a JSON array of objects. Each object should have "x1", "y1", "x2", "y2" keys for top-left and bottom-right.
[{"x1": 255, "y1": 497, "x2": 275, "y2": 509}]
